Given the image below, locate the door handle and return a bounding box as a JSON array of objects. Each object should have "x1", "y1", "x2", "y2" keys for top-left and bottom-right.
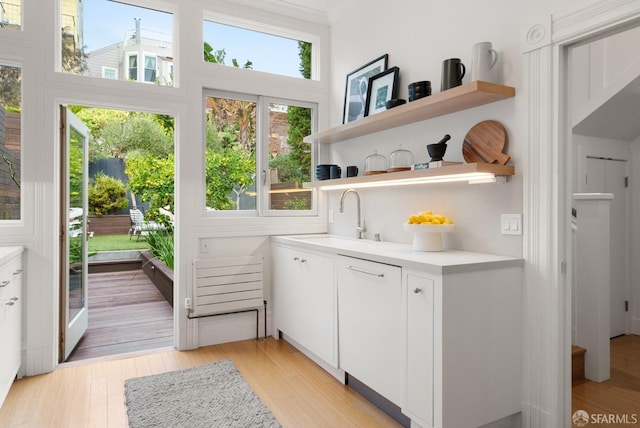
[{"x1": 346, "y1": 266, "x2": 384, "y2": 278}]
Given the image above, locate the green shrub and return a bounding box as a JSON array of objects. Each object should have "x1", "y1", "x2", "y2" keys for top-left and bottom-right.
[
  {"x1": 145, "y1": 229, "x2": 174, "y2": 270},
  {"x1": 88, "y1": 172, "x2": 129, "y2": 216}
]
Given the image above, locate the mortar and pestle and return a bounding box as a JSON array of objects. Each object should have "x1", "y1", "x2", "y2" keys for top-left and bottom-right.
[{"x1": 426, "y1": 134, "x2": 451, "y2": 162}]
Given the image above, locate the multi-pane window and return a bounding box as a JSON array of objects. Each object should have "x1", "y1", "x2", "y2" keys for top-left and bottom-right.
[
  {"x1": 0, "y1": 64, "x2": 21, "y2": 220},
  {"x1": 204, "y1": 93, "x2": 315, "y2": 215}
]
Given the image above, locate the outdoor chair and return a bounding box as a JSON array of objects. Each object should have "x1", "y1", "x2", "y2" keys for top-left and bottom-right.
[{"x1": 128, "y1": 209, "x2": 165, "y2": 241}]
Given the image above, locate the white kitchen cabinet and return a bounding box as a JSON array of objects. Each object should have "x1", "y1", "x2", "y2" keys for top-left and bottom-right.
[
  {"x1": 271, "y1": 235, "x2": 523, "y2": 427},
  {"x1": 0, "y1": 247, "x2": 23, "y2": 408},
  {"x1": 404, "y1": 274, "x2": 435, "y2": 427},
  {"x1": 403, "y1": 267, "x2": 522, "y2": 428},
  {"x1": 337, "y1": 255, "x2": 403, "y2": 406},
  {"x1": 271, "y1": 244, "x2": 337, "y2": 367}
]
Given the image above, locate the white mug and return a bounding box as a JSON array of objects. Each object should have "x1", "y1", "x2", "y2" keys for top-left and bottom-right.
[{"x1": 471, "y1": 42, "x2": 498, "y2": 83}]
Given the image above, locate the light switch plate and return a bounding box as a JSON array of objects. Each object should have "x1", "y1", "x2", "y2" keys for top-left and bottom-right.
[{"x1": 501, "y1": 214, "x2": 522, "y2": 235}]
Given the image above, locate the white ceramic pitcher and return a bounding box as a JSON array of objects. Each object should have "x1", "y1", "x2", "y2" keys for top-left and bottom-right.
[{"x1": 471, "y1": 42, "x2": 498, "y2": 83}]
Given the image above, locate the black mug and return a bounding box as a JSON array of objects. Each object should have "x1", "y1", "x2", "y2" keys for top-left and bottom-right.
[
  {"x1": 441, "y1": 58, "x2": 466, "y2": 91},
  {"x1": 346, "y1": 165, "x2": 359, "y2": 177},
  {"x1": 329, "y1": 165, "x2": 341, "y2": 179}
]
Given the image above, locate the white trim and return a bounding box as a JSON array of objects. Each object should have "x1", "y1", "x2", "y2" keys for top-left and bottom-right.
[{"x1": 523, "y1": 1, "x2": 640, "y2": 427}]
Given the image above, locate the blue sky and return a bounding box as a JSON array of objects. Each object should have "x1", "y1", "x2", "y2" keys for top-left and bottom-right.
[{"x1": 82, "y1": 0, "x2": 303, "y2": 78}]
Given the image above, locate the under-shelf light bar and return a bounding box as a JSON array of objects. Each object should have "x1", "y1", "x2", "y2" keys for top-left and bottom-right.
[{"x1": 316, "y1": 172, "x2": 497, "y2": 190}]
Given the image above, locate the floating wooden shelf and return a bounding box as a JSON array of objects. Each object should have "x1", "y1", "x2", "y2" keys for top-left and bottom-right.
[
  {"x1": 304, "y1": 163, "x2": 515, "y2": 189},
  {"x1": 304, "y1": 81, "x2": 515, "y2": 145}
]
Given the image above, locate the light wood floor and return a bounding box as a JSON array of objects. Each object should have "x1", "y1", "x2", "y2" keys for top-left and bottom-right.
[
  {"x1": 0, "y1": 338, "x2": 401, "y2": 428},
  {"x1": 572, "y1": 335, "x2": 640, "y2": 424},
  {"x1": 67, "y1": 269, "x2": 173, "y2": 362}
]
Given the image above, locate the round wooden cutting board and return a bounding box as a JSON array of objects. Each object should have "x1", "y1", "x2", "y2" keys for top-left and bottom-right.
[{"x1": 462, "y1": 120, "x2": 510, "y2": 165}]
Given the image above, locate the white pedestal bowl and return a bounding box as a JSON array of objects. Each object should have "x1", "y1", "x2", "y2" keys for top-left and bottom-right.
[{"x1": 403, "y1": 223, "x2": 455, "y2": 251}]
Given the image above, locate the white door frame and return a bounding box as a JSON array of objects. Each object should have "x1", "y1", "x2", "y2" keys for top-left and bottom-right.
[{"x1": 522, "y1": 1, "x2": 640, "y2": 426}]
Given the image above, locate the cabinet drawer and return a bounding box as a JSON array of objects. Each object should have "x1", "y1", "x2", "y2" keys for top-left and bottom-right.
[{"x1": 0, "y1": 255, "x2": 22, "y2": 297}]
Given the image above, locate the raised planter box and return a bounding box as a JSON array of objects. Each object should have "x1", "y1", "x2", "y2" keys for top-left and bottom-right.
[
  {"x1": 88, "y1": 214, "x2": 131, "y2": 236},
  {"x1": 140, "y1": 250, "x2": 173, "y2": 307}
]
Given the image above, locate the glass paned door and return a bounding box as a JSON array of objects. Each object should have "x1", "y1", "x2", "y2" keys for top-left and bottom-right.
[{"x1": 59, "y1": 107, "x2": 90, "y2": 361}]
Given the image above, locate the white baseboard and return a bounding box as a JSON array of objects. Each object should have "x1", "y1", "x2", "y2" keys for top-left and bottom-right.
[
  {"x1": 632, "y1": 317, "x2": 640, "y2": 335},
  {"x1": 198, "y1": 309, "x2": 273, "y2": 346},
  {"x1": 279, "y1": 332, "x2": 345, "y2": 383}
]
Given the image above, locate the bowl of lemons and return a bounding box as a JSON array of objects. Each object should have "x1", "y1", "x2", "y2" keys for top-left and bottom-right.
[{"x1": 403, "y1": 210, "x2": 454, "y2": 251}]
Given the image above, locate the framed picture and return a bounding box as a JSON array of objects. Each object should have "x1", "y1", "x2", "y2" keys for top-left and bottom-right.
[
  {"x1": 342, "y1": 54, "x2": 388, "y2": 123},
  {"x1": 364, "y1": 67, "x2": 399, "y2": 117}
]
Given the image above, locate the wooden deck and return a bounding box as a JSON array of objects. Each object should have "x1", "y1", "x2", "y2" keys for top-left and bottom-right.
[{"x1": 66, "y1": 269, "x2": 174, "y2": 362}]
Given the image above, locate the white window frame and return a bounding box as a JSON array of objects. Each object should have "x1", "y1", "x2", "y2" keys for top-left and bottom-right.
[
  {"x1": 202, "y1": 11, "x2": 321, "y2": 81},
  {"x1": 203, "y1": 90, "x2": 318, "y2": 218},
  {"x1": 127, "y1": 53, "x2": 138, "y2": 81},
  {"x1": 260, "y1": 96, "x2": 317, "y2": 217},
  {"x1": 143, "y1": 54, "x2": 157, "y2": 83},
  {"x1": 101, "y1": 66, "x2": 118, "y2": 80}
]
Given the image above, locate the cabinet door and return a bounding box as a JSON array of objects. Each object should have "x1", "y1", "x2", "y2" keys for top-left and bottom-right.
[
  {"x1": 272, "y1": 245, "x2": 336, "y2": 365},
  {"x1": 337, "y1": 256, "x2": 402, "y2": 405},
  {"x1": 0, "y1": 255, "x2": 22, "y2": 407},
  {"x1": 405, "y1": 274, "x2": 434, "y2": 427}
]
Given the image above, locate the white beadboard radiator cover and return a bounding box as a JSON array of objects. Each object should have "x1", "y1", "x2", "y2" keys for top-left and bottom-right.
[{"x1": 191, "y1": 255, "x2": 265, "y2": 318}]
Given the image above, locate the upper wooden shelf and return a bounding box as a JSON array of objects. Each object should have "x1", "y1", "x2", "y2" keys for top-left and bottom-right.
[
  {"x1": 304, "y1": 81, "x2": 516, "y2": 145},
  {"x1": 304, "y1": 163, "x2": 515, "y2": 189}
]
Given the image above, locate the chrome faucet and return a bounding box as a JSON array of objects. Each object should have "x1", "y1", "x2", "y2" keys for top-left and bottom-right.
[{"x1": 339, "y1": 189, "x2": 366, "y2": 239}]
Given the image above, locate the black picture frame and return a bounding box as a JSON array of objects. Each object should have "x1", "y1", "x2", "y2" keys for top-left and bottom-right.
[
  {"x1": 364, "y1": 66, "x2": 400, "y2": 117},
  {"x1": 342, "y1": 54, "x2": 388, "y2": 123}
]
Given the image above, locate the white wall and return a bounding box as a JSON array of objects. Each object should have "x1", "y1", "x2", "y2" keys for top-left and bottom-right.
[
  {"x1": 632, "y1": 136, "x2": 640, "y2": 334},
  {"x1": 324, "y1": 0, "x2": 560, "y2": 257}
]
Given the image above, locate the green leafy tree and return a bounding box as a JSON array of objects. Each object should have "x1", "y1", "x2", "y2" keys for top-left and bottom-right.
[
  {"x1": 205, "y1": 148, "x2": 254, "y2": 210},
  {"x1": 203, "y1": 42, "x2": 253, "y2": 69},
  {"x1": 125, "y1": 154, "x2": 175, "y2": 217},
  {"x1": 0, "y1": 65, "x2": 21, "y2": 109},
  {"x1": 88, "y1": 172, "x2": 129, "y2": 216}
]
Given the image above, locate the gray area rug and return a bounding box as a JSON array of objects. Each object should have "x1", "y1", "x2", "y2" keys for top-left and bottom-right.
[{"x1": 124, "y1": 359, "x2": 281, "y2": 428}]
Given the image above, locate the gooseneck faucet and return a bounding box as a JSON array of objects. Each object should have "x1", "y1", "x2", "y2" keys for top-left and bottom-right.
[{"x1": 339, "y1": 189, "x2": 366, "y2": 239}]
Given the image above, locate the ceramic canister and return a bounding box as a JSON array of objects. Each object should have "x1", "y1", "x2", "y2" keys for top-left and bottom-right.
[{"x1": 471, "y1": 42, "x2": 498, "y2": 83}]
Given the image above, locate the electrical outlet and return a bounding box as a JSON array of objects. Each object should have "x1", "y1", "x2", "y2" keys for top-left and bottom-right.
[
  {"x1": 328, "y1": 209, "x2": 334, "y2": 224},
  {"x1": 501, "y1": 214, "x2": 522, "y2": 235}
]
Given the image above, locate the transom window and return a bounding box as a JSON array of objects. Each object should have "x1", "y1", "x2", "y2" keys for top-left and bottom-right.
[
  {"x1": 203, "y1": 18, "x2": 314, "y2": 80},
  {"x1": 60, "y1": 1, "x2": 173, "y2": 86}
]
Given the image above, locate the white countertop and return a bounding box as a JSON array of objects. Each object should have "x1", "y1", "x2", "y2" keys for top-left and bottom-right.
[
  {"x1": 271, "y1": 234, "x2": 523, "y2": 274},
  {"x1": 0, "y1": 246, "x2": 23, "y2": 266}
]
